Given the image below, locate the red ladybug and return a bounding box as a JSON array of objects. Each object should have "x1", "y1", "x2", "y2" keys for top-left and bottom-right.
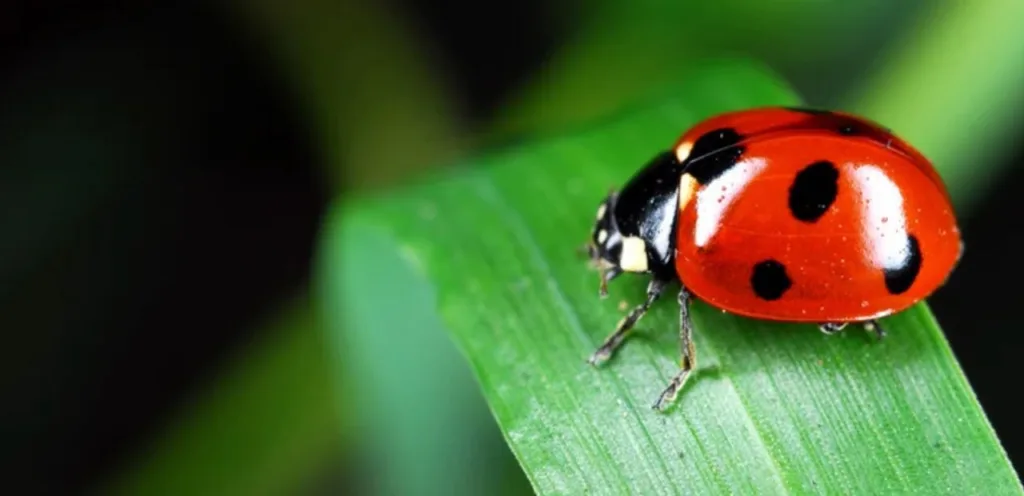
[{"x1": 585, "y1": 106, "x2": 963, "y2": 411}]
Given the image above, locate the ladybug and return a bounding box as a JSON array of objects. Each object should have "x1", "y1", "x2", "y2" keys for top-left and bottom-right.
[{"x1": 584, "y1": 106, "x2": 963, "y2": 411}]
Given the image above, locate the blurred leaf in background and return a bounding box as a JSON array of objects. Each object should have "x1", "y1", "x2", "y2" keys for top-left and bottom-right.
[
  {"x1": 106, "y1": 296, "x2": 345, "y2": 496},
  {"x1": 846, "y1": 0, "x2": 1024, "y2": 212},
  {"x1": 491, "y1": 0, "x2": 928, "y2": 140},
  {"x1": 99, "y1": 0, "x2": 525, "y2": 495},
  {"x1": 227, "y1": 0, "x2": 470, "y2": 192},
  {"x1": 0, "y1": 5, "x2": 328, "y2": 493}
]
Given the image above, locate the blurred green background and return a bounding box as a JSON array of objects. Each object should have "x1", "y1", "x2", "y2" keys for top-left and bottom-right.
[{"x1": 1, "y1": 0, "x2": 1022, "y2": 494}]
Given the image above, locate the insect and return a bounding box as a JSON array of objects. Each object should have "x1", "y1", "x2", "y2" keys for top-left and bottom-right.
[{"x1": 584, "y1": 106, "x2": 963, "y2": 411}]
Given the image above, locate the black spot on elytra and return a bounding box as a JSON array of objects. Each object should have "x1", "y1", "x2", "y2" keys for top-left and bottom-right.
[
  {"x1": 838, "y1": 125, "x2": 857, "y2": 135},
  {"x1": 884, "y1": 234, "x2": 922, "y2": 295},
  {"x1": 751, "y1": 259, "x2": 792, "y2": 301},
  {"x1": 788, "y1": 161, "x2": 840, "y2": 223},
  {"x1": 682, "y1": 128, "x2": 744, "y2": 185}
]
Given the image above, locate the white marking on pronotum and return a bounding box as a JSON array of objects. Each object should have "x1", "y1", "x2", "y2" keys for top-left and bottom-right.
[
  {"x1": 678, "y1": 173, "x2": 698, "y2": 212},
  {"x1": 647, "y1": 194, "x2": 678, "y2": 260},
  {"x1": 675, "y1": 141, "x2": 693, "y2": 163},
  {"x1": 597, "y1": 229, "x2": 608, "y2": 244},
  {"x1": 619, "y1": 236, "x2": 649, "y2": 272},
  {"x1": 596, "y1": 203, "x2": 607, "y2": 220}
]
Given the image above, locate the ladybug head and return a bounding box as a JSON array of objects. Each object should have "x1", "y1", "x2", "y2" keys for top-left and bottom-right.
[
  {"x1": 587, "y1": 193, "x2": 626, "y2": 296},
  {"x1": 587, "y1": 191, "x2": 666, "y2": 297},
  {"x1": 586, "y1": 151, "x2": 684, "y2": 296}
]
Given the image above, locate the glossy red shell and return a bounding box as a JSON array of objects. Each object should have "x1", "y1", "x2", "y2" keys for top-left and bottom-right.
[{"x1": 671, "y1": 107, "x2": 962, "y2": 322}]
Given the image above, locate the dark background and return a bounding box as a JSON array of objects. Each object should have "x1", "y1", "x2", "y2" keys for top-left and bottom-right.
[{"x1": 1, "y1": 2, "x2": 1019, "y2": 494}]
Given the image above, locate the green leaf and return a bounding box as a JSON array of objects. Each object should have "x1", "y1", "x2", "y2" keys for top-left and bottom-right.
[
  {"x1": 320, "y1": 61, "x2": 1020, "y2": 494},
  {"x1": 321, "y1": 210, "x2": 530, "y2": 495}
]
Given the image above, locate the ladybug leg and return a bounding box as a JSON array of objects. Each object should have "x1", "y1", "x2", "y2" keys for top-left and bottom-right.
[
  {"x1": 652, "y1": 286, "x2": 697, "y2": 411},
  {"x1": 818, "y1": 321, "x2": 886, "y2": 339},
  {"x1": 587, "y1": 277, "x2": 669, "y2": 366},
  {"x1": 598, "y1": 267, "x2": 623, "y2": 299},
  {"x1": 863, "y1": 319, "x2": 886, "y2": 339},
  {"x1": 818, "y1": 322, "x2": 848, "y2": 335}
]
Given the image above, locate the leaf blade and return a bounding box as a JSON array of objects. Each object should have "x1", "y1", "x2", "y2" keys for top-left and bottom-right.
[{"x1": 323, "y1": 62, "x2": 1020, "y2": 495}]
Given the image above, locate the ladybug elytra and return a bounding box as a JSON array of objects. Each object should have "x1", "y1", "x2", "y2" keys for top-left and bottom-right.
[{"x1": 585, "y1": 106, "x2": 963, "y2": 411}]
